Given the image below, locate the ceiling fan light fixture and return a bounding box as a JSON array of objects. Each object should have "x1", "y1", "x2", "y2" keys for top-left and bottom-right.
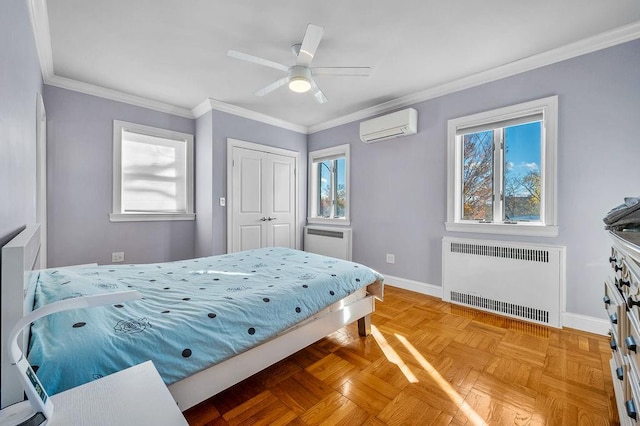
[
  {"x1": 288, "y1": 65, "x2": 312, "y2": 93},
  {"x1": 228, "y1": 24, "x2": 368, "y2": 103},
  {"x1": 289, "y1": 76, "x2": 311, "y2": 93}
]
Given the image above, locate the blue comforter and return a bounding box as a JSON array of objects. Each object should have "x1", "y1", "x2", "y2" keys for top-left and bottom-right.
[{"x1": 27, "y1": 248, "x2": 383, "y2": 395}]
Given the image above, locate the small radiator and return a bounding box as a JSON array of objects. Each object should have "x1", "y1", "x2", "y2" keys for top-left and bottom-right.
[
  {"x1": 304, "y1": 226, "x2": 352, "y2": 261},
  {"x1": 442, "y1": 237, "x2": 565, "y2": 327}
]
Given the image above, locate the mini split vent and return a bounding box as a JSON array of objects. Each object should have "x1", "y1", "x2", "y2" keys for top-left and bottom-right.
[{"x1": 443, "y1": 237, "x2": 565, "y2": 327}]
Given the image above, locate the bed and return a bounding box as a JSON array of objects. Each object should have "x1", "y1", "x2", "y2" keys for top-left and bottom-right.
[{"x1": 1, "y1": 224, "x2": 383, "y2": 411}]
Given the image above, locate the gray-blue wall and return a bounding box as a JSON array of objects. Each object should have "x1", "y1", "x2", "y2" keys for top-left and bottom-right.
[
  {"x1": 1, "y1": 0, "x2": 43, "y2": 239},
  {"x1": 308, "y1": 39, "x2": 640, "y2": 320},
  {"x1": 43, "y1": 85, "x2": 196, "y2": 266},
  {"x1": 36, "y1": 26, "x2": 640, "y2": 321},
  {"x1": 44, "y1": 88, "x2": 307, "y2": 267},
  {"x1": 195, "y1": 109, "x2": 308, "y2": 257},
  {"x1": 195, "y1": 110, "x2": 214, "y2": 257}
]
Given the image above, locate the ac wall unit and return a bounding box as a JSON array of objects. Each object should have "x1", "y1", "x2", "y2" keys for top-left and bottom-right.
[{"x1": 359, "y1": 108, "x2": 418, "y2": 143}]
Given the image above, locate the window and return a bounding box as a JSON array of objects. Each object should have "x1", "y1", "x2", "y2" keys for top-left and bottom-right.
[
  {"x1": 446, "y1": 96, "x2": 558, "y2": 236},
  {"x1": 110, "y1": 121, "x2": 194, "y2": 222},
  {"x1": 308, "y1": 144, "x2": 350, "y2": 225}
]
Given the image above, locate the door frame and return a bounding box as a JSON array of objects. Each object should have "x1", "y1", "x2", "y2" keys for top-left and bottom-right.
[{"x1": 226, "y1": 138, "x2": 302, "y2": 252}]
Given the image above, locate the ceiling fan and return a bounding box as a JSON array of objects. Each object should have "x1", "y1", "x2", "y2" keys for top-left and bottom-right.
[{"x1": 227, "y1": 24, "x2": 371, "y2": 103}]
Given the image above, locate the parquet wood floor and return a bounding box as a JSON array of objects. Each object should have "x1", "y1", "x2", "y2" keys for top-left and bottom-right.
[{"x1": 184, "y1": 286, "x2": 617, "y2": 425}]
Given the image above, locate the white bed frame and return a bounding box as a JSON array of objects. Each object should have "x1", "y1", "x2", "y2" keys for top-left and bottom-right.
[{"x1": 1, "y1": 224, "x2": 382, "y2": 411}]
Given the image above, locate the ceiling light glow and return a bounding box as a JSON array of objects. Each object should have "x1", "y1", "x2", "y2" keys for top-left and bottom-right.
[{"x1": 289, "y1": 77, "x2": 311, "y2": 93}]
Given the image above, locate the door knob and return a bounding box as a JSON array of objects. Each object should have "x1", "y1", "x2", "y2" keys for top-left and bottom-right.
[
  {"x1": 260, "y1": 217, "x2": 268, "y2": 221},
  {"x1": 267, "y1": 217, "x2": 276, "y2": 221}
]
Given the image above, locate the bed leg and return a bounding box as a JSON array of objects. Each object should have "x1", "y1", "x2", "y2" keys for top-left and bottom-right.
[{"x1": 357, "y1": 315, "x2": 371, "y2": 336}]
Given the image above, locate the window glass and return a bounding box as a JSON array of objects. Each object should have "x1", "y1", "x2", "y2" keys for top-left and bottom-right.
[
  {"x1": 111, "y1": 121, "x2": 194, "y2": 222},
  {"x1": 446, "y1": 95, "x2": 557, "y2": 236},
  {"x1": 318, "y1": 160, "x2": 333, "y2": 218},
  {"x1": 308, "y1": 144, "x2": 350, "y2": 224},
  {"x1": 462, "y1": 130, "x2": 494, "y2": 221},
  {"x1": 503, "y1": 122, "x2": 542, "y2": 222},
  {"x1": 335, "y1": 157, "x2": 346, "y2": 218},
  {"x1": 121, "y1": 132, "x2": 187, "y2": 213},
  {"x1": 315, "y1": 157, "x2": 346, "y2": 219}
]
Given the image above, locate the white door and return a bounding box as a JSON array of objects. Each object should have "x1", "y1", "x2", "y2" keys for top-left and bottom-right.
[{"x1": 229, "y1": 144, "x2": 297, "y2": 252}]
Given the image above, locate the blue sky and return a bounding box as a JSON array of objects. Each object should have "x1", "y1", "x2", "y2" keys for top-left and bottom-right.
[
  {"x1": 320, "y1": 158, "x2": 346, "y2": 191},
  {"x1": 505, "y1": 121, "x2": 541, "y2": 179}
]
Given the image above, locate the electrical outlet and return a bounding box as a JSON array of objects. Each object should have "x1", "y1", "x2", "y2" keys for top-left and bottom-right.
[
  {"x1": 386, "y1": 253, "x2": 395, "y2": 264},
  {"x1": 219, "y1": 197, "x2": 226, "y2": 207},
  {"x1": 112, "y1": 252, "x2": 125, "y2": 263}
]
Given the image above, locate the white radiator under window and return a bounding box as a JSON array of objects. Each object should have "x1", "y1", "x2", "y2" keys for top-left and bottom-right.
[
  {"x1": 442, "y1": 237, "x2": 565, "y2": 327},
  {"x1": 304, "y1": 226, "x2": 352, "y2": 261}
]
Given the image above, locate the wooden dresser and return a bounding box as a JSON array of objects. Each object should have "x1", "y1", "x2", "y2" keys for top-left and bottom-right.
[{"x1": 606, "y1": 231, "x2": 640, "y2": 425}]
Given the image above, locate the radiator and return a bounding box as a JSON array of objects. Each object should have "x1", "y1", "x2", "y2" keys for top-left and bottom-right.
[
  {"x1": 304, "y1": 226, "x2": 352, "y2": 261},
  {"x1": 442, "y1": 237, "x2": 565, "y2": 327}
]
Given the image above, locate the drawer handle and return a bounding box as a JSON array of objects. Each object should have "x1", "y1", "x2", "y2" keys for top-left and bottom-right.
[
  {"x1": 626, "y1": 336, "x2": 637, "y2": 352},
  {"x1": 604, "y1": 295, "x2": 611, "y2": 306},
  {"x1": 629, "y1": 297, "x2": 640, "y2": 308},
  {"x1": 610, "y1": 256, "x2": 617, "y2": 263},
  {"x1": 621, "y1": 279, "x2": 631, "y2": 287},
  {"x1": 626, "y1": 399, "x2": 637, "y2": 420},
  {"x1": 610, "y1": 313, "x2": 618, "y2": 325},
  {"x1": 615, "y1": 265, "x2": 623, "y2": 272},
  {"x1": 616, "y1": 366, "x2": 624, "y2": 380},
  {"x1": 611, "y1": 337, "x2": 618, "y2": 351}
]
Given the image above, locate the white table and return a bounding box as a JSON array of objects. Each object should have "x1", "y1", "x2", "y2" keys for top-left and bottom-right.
[{"x1": 0, "y1": 361, "x2": 187, "y2": 425}]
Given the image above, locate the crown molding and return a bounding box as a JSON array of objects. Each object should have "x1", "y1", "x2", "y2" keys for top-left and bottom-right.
[
  {"x1": 192, "y1": 98, "x2": 308, "y2": 134},
  {"x1": 308, "y1": 20, "x2": 640, "y2": 134},
  {"x1": 45, "y1": 75, "x2": 194, "y2": 119},
  {"x1": 26, "y1": 0, "x2": 640, "y2": 134},
  {"x1": 191, "y1": 98, "x2": 217, "y2": 119},
  {"x1": 27, "y1": 0, "x2": 193, "y2": 119},
  {"x1": 27, "y1": 0, "x2": 54, "y2": 80}
]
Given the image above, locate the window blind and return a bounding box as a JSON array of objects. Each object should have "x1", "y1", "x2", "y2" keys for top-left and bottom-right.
[{"x1": 121, "y1": 130, "x2": 187, "y2": 213}]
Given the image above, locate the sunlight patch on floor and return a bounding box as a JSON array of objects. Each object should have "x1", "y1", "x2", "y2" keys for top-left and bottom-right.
[
  {"x1": 395, "y1": 333, "x2": 487, "y2": 426},
  {"x1": 371, "y1": 325, "x2": 418, "y2": 383}
]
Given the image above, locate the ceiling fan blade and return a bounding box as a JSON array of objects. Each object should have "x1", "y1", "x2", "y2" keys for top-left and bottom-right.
[
  {"x1": 227, "y1": 50, "x2": 289, "y2": 72},
  {"x1": 297, "y1": 24, "x2": 325, "y2": 67},
  {"x1": 255, "y1": 77, "x2": 289, "y2": 97},
  {"x1": 311, "y1": 67, "x2": 372, "y2": 77},
  {"x1": 309, "y1": 79, "x2": 328, "y2": 104}
]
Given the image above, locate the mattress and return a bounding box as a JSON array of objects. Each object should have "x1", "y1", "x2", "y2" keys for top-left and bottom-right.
[{"x1": 27, "y1": 247, "x2": 383, "y2": 396}]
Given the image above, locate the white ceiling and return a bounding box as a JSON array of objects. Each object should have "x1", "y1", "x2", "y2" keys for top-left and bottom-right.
[{"x1": 43, "y1": 0, "x2": 640, "y2": 130}]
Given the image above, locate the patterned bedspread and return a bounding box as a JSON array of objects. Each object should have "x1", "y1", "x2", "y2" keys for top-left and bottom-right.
[{"x1": 27, "y1": 247, "x2": 383, "y2": 395}]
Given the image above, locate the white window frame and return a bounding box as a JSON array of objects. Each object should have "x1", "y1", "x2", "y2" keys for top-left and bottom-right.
[
  {"x1": 308, "y1": 144, "x2": 350, "y2": 226},
  {"x1": 446, "y1": 96, "x2": 558, "y2": 237},
  {"x1": 110, "y1": 120, "x2": 195, "y2": 222}
]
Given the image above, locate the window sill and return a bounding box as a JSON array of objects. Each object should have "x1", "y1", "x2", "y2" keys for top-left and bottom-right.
[
  {"x1": 445, "y1": 221, "x2": 558, "y2": 237},
  {"x1": 110, "y1": 213, "x2": 196, "y2": 222},
  {"x1": 307, "y1": 217, "x2": 351, "y2": 227}
]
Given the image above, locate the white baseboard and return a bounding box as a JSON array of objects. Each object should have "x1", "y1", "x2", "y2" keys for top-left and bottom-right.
[
  {"x1": 383, "y1": 275, "x2": 443, "y2": 299},
  {"x1": 382, "y1": 274, "x2": 609, "y2": 336},
  {"x1": 562, "y1": 312, "x2": 610, "y2": 336}
]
